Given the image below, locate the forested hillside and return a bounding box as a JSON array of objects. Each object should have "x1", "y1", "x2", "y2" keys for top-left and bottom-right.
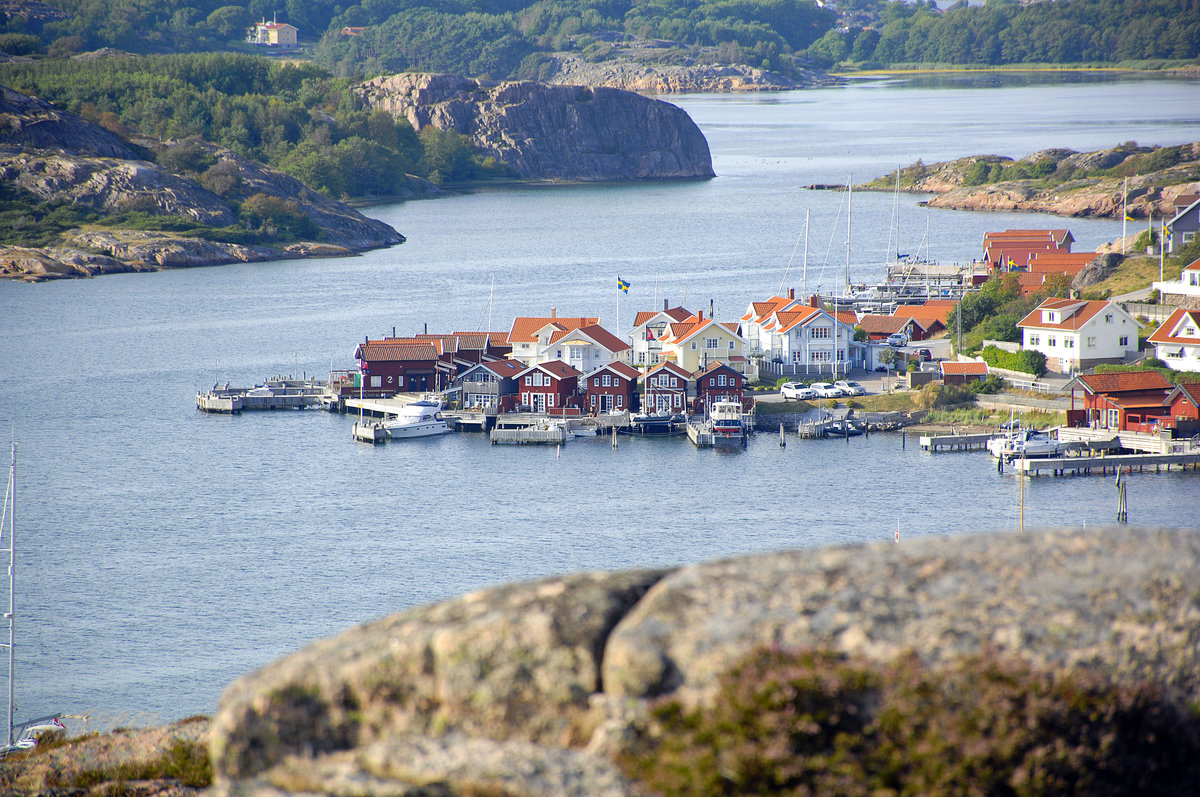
[
  {"x1": 0, "y1": 54, "x2": 504, "y2": 198},
  {"x1": 4, "y1": 0, "x2": 1193, "y2": 82}
]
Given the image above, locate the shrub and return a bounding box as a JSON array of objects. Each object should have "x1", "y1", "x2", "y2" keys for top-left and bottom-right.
[
  {"x1": 980, "y1": 345, "x2": 1047, "y2": 377},
  {"x1": 619, "y1": 646, "x2": 1200, "y2": 796}
]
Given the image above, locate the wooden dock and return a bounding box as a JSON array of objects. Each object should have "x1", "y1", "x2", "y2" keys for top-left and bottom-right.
[
  {"x1": 918, "y1": 432, "x2": 994, "y2": 452},
  {"x1": 687, "y1": 422, "x2": 715, "y2": 448},
  {"x1": 1014, "y1": 450, "x2": 1200, "y2": 477},
  {"x1": 490, "y1": 426, "x2": 566, "y2": 445},
  {"x1": 197, "y1": 378, "x2": 328, "y2": 413}
]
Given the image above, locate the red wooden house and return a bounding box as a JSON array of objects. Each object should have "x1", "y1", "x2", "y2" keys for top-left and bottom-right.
[
  {"x1": 641, "y1": 361, "x2": 691, "y2": 414},
  {"x1": 354, "y1": 338, "x2": 441, "y2": 396},
  {"x1": 692, "y1": 361, "x2": 744, "y2": 413},
  {"x1": 582, "y1": 361, "x2": 639, "y2": 414},
  {"x1": 1064, "y1": 371, "x2": 1172, "y2": 431},
  {"x1": 939, "y1": 361, "x2": 990, "y2": 386},
  {"x1": 1163, "y1": 381, "x2": 1200, "y2": 436},
  {"x1": 516, "y1": 360, "x2": 581, "y2": 414}
]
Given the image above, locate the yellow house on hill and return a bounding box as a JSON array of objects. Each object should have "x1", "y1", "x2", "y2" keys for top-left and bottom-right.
[{"x1": 248, "y1": 19, "x2": 298, "y2": 46}]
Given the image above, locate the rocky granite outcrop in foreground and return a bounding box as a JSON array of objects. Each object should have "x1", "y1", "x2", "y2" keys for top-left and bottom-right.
[
  {"x1": 357, "y1": 73, "x2": 714, "y2": 182},
  {"x1": 200, "y1": 526, "x2": 1199, "y2": 796}
]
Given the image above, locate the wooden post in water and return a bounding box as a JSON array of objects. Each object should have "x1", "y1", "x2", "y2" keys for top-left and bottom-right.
[
  {"x1": 779, "y1": 423, "x2": 785, "y2": 448},
  {"x1": 1116, "y1": 467, "x2": 1128, "y2": 523}
]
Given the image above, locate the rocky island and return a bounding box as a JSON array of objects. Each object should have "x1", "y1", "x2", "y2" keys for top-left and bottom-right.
[
  {"x1": 5, "y1": 526, "x2": 1199, "y2": 795},
  {"x1": 0, "y1": 85, "x2": 406, "y2": 282},
  {"x1": 357, "y1": 73, "x2": 715, "y2": 182},
  {"x1": 857, "y1": 140, "x2": 1200, "y2": 219}
]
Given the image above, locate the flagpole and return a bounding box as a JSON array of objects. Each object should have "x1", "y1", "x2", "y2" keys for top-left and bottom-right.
[
  {"x1": 615, "y1": 275, "x2": 620, "y2": 338},
  {"x1": 1160, "y1": 221, "x2": 1165, "y2": 285},
  {"x1": 1121, "y1": 177, "x2": 1127, "y2": 254}
]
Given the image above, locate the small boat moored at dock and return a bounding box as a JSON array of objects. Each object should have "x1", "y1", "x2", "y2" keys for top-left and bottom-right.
[
  {"x1": 986, "y1": 428, "x2": 1066, "y2": 459},
  {"x1": 382, "y1": 400, "x2": 450, "y2": 439}
]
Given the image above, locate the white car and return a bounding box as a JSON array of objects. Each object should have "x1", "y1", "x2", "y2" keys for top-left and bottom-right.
[
  {"x1": 835, "y1": 380, "x2": 866, "y2": 396},
  {"x1": 886, "y1": 332, "x2": 909, "y2": 347},
  {"x1": 780, "y1": 382, "x2": 817, "y2": 400},
  {"x1": 810, "y1": 382, "x2": 843, "y2": 398}
]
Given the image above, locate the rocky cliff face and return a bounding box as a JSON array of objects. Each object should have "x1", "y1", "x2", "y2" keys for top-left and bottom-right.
[
  {"x1": 356, "y1": 73, "x2": 715, "y2": 182},
  {"x1": 196, "y1": 526, "x2": 1200, "y2": 796},
  {"x1": 1, "y1": 85, "x2": 405, "y2": 281}
]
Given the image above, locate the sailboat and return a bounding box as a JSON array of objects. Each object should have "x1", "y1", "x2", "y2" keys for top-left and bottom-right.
[{"x1": 0, "y1": 442, "x2": 65, "y2": 758}]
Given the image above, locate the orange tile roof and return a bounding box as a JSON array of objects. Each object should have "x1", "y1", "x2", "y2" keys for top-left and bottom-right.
[
  {"x1": 858, "y1": 314, "x2": 909, "y2": 335},
  {"x1": 1184, "y1": 257, "x2": 1200, "y2": 273},
  {"x1": 741, "y1": 296, "x2": 792, "y2": 323},
  {"x1": 940, "y1": 362, "x2": 989, "y2": 375},
  {"x1": 507, "y1": 316, "x2": 598, "y2": 344},
  {"x1": 1146, "y1": 308, "x2": 1200, "y2": 345},
  {"x1": 1074, "y1": 371, "x2": 1171, "y2": 394},
  {"x1": 1016, "y1": 299, "x2": 1111, "y2": 330},
  {"x1": 772, "y1": 306, "x2": 822, "y2": 333}
]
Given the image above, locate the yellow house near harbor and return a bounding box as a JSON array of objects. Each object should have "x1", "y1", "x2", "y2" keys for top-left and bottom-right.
[{"x1": 247, "y1": 19, "x2": 298, "y2": 46}]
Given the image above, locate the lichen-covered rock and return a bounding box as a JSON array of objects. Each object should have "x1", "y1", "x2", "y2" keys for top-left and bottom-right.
[
  {"x1": 603, "y1": 527, "x2": 1200, "y2": 705},
  {"x1": 356, "y1": 73, "x2": 714, "y2": 181},
  {"x1": 1, "y1": 83, "x2": 141, "y2": 158},
  {"x1": 210, "y1": 570, "x2": 666, "y2": 780},
  {"x1": 203, "y1": 527, "x2": 1200, "y2": 796}
]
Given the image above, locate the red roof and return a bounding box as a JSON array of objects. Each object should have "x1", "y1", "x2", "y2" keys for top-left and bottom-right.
[
  {"x1": 940, "y1": 361, "x2": 989, "y2": 376},
  {"x1": 355, "y1": 341, "x2": 438, "y2": 362},
  {"x1": 507, "y1": 315, "x2": 598, "y2": 344},
  {"x1": 1147, "y1": 308, "x2": 1200, "y2": 345},
  {"x1": 858, "y1": 314, "x2": 909, "y2": 335},
  {"x1": 1184, "y1": 257, "x2": 1200, "y2": 273},
  {"x1": 573, "y1": 323, "x2": 631, "y2": 352},
  {"x1": 1073, "y1": 371, "x2": 1172, "y2": 395},
  {"x1": 1016, "y1": 298, "x2": 1111, "y2": 330},
  {"x1": 693, "y1": 361, "x2": 741, "y2": 379},
  {"x1": 642, "y1": 361, "x2": 691, "y2": 381},
  {"x1": 480, "y1": 359, "x2": 526, "y2": 379},
  {"x1": 584, "y1": 361, "x2": 640, "y2": 381},
  {"x1": 518, "y1": 360, "x2": 582, "y2": 380}
]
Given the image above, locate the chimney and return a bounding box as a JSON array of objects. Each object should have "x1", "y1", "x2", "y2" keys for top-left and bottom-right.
[
  {"x1": 697, "y1": 309, "x2": 703, "y2": 321},
  {"x1": 392, "y1": 326, "x2": 396, "y2": 337},
  {"x1": 809, "y1": 294, "x2": 821, "y2": 308},
  {"x1": 789, "y1": 288, "x2": 795, "y2": 300},
  {"x1": 551, "y1": 307, "x2": 557, "y2": 319}
]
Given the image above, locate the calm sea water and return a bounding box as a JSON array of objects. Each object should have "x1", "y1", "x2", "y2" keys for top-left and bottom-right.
[{"x1": 2, "y1": 74, "x2": 1200, "y2": 731}]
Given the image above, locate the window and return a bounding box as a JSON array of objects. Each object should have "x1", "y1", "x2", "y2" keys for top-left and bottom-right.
[
  {"x1": 729, "y1": 340, "x2": 735, "y2": 350},
  {"x1": 547, "y1": 393, "x2": 554, "y2": 407},
  {"x1": 706, "y1": 338, "x2": 719, "y2": 349},
  {"x1": 397, "y1": 376, "x2": 404, "y2": 387},
  {"x1": 1047, "y1": 335, "x2": 1057, "y2": 347},
  {"x1": 637, "y1": 351, "x2": 646, "y2": 364},
  {"x1": 370, "y1": 376, "x2": 381, "y2": 387},
  {"x1": 1064, "y1": 338, "x2": 1074, "y2": 349},
  {"x1": 672, "y1": 377, "x2": 679, "y2": 388},
  {"x1": 810, "y1": 326, "x2": 831, "y2": 340},
  {"x1": 691, "y1": 342, "x2": 697, "y2": 350},
  {"x1": 602, "y1": 374, "x2": 611, "y2": 387},
  {"x1": 709, "y1": 378, "x2": 715, "y2": 387},
  {"x1": 616, "y1": 395, "x2": 623, "y2": 408},
  {"x1": 1028, "y1": 334, "x2": 1040, "y2": 346},
  {"x1": 1104, "y1": 314, "x2": 1112, "y2": 323},
  {"x1": 1190, "y1": 272, "x2": 1199, "y2": 286},
  {"x1": 810, "y1": 351, "x2": 832, "y2": 363},
  {"x1": 718, "y1": 374, "x2": 727, "y2": 386},
  {"x1": 1086, "y1": 336, "x2": 1096, "y2": 348},
  {"x1": 1119, "y1": 336, "x2": 1129, "y2": 347}
]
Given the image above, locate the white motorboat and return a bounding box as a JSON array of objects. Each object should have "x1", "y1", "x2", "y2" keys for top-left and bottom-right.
[
  {"x1": 987, "y1": 428, "x2": 1065, "y2": 459},
  {"x1": 382, "y1": 400, "x2": 450, "y2": 439}
]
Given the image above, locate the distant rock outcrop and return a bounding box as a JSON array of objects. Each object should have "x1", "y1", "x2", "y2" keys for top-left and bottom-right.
[
  {"x1": 1, "y1": 85, "x2": 405, "y2": 281},
  {"x1": 356, "y1": 73, "x2": 714, "y2": 182},
  {"x1": 542, "y1": 53, "x2": 837, "y2": 94},
  {"x1": 865, "y1": 141, "x2": 1200, "y2": 219},
  {"x1": 202, "y1": 526, "x2": 1200, "y2": 796}
]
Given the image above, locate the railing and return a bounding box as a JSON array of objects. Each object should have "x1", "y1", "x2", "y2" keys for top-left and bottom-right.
[{"x1": 1122, "y1": 302, "x2": 1177, "y2": 322}]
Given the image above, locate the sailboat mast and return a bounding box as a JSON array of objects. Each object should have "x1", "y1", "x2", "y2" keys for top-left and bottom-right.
[
  {"x1": 802, "y1": 210, "x2": 809, "y2": 298},
  {"x1": 845, "y1": 175, "x2": 853, "y2": 295},
  {"x1": 3, "y1": 442, "x2": 14, "y2": 747}
]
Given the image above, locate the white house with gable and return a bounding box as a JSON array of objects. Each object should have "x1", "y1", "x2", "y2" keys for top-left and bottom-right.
[
  {"x1": 536, "y1": 323, "x2": 631, "y2": 371},
  {"x1": 628, "y1": 304, "x2": 692, "y2": 368},
  {"x1": 1146, "y1": 307, "x2": 1200, "y2": 371},
  {"x1": 1151, "y1": 257, "x2": 1200, "y2": 307},
  {"x1": 1016, "y1": 298, "x2": 1140, "y2": 374},
  {"x1": 758, "y1": 304, "x2": 854, "y2": 376}
]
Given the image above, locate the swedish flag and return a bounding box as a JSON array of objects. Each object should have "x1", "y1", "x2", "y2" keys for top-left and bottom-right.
[
  {"x1": 1124, "y1": 214, "x2": 1135, "y2": 222},
  {"x1": 617, "y1": 277, "x2": 630, "y2": 293}
]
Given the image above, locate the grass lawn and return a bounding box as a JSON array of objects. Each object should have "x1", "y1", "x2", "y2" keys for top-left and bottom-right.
[{"x1": 1081, "y1": 254, "x2": 1182, "y2": 300}]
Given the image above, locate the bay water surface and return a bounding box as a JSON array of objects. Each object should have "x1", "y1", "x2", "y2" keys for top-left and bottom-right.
[{"x1": 2, "y1": 73, "x2": 1200, "y2": 729}]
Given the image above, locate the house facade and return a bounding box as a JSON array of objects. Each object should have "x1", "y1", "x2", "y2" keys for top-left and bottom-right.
[
  {"x1": 537, "y1": 324, "x2": 630, "y2": 372},
  {"x1": 247, "y1": 19, "x2": 298, "y2": 45},
  {"x1": 1166, "y1": 193, "x2": 1200, "y2": 254},
  {"x1": 456, "y1": 359, "x2": 523, "y2": 410},
  {"x1": 1064, "y1": 371, "x2": 1172, "y2": 431},
  {"x1": 629, "y1": 305, "x2": 692, "y2": 368},
  {"x1": 1016, "y1": 298, "x2": 1140, "y2": 374},
  {"x1": 939, "y1": 361, "x2": 989, "y2": 386},
  {"x1": 692, "y1": 362, "x2": 744, "y2": 413},
  {"x1": 354, "y1": 339, "x2": 441, "y2": 396},
  {"x1": 1151, "y1": 257, "x2": 1200, "y2": 308},
  {"x1": 657, "y1": 312, "x2": 749, "y2": 374},
  {"x1": 582, "y1": 361, "x2": 640, "y2": 414},
  {"x1": 506, "y1": 312, "x2": 599, "y2": 366},
  {"x1": 740, "y1": 291, "x2": 805, "y2": 357},
  {"x1": 760, "y1": 305, "x2": 852, "y2": 375},
  {"x1": 516, "y1": 361, "x2": 581, "y2": 413},
  {"x1": 1147, "y1": 307, "x2": 1200, "y2": 371},
  {"x1": 640, "y1": 362, "x2": 691, "y2": 414}
]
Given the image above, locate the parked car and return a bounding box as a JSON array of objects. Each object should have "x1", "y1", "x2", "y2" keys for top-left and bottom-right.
[
  {"x1": 886, "y1": 332, "x2": 909, "y2": 347},
  {"x1": 780, "y1": 382, "x2": 817, "y2": 400},
  {"x1": 810, "y1": 382, "x2": 843, "y2": 398},
  {"x1": 917, "y1": 348, "x2": 932, "y2": 362},
  {"x1": 835, "y1": 380, "x2": 866, "y2": 396}
]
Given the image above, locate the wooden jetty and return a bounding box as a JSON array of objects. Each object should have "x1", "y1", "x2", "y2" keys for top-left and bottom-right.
[
  {"x1": 197, "y1": 378, "x2": 328, "y2": 414},
  {"x1": 918, "y1": 432, "x2": 994, "y2": 452},
  {"x1": 687, "y1": 422, "x2": 715, "y2": 448},
  {"x1": 490, "y1": 426, "x2": 566, "y2": 445},
  {"x1": 1014, "y1": 450, "x2": 1200, "y2": 477}
]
